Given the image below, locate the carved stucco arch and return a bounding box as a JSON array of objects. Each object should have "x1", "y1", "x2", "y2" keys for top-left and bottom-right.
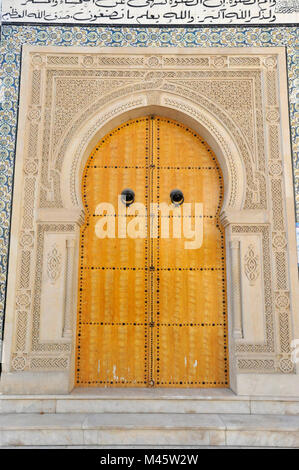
[
  {"x1": 58, "y1": 89, "x2": 246, "y2": 215},
  {"x1": 2, "y1": 47, "x2": 298, "y2": 396}
]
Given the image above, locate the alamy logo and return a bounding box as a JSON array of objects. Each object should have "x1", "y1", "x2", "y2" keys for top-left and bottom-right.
[{"x1": 94, "y1": 196, "x2": 204, "y2": 250}]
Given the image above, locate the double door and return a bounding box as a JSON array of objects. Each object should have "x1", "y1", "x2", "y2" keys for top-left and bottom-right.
[{"x1": 76, "y1": 116, "x2": 228, "y2": 387}]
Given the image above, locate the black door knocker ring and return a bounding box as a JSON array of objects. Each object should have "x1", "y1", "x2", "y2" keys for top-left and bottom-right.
[
  {"x1": 121, "y1": 188, "x2": 135, "y2": 207},
  {"x1": 170, "y1": 189, "x2": 184, "y2": 206}
]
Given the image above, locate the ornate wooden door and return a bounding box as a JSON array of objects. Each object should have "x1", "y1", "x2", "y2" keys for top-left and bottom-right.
[{"x1": 75, "y1": 116, "x2": 228, "y2": 387}]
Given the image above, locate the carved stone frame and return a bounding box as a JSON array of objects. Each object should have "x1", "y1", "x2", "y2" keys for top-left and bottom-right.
[{"x1": 1, "y1": 46, "x2": 298, "y2": 396}]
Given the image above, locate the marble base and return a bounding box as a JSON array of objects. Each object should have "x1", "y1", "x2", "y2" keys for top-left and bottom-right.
[
  {"x1": 1, "y1": 389, "x2": 299, "y2": 415},
  {"x1": 0, "y1": 413, "x2": 299, "y2": 447}
]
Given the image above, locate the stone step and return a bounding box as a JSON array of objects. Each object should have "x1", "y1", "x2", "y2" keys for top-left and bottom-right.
[
  {"x1": 1, "y1": 389, "x2": 299, "y2": 415},
  {"x1": 0, "y1": 413, "x2": 299, "y2": 447}
]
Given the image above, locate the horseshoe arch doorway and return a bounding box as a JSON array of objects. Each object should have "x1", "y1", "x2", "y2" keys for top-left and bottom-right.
[{"x1": 75, "y1": 116, "x2": 229, "y2": 388}]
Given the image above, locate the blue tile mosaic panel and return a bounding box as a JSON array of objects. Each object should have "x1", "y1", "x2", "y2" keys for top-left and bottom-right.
[{"x1": 0, "y1": 25, "x2": 298, "y2": 335}]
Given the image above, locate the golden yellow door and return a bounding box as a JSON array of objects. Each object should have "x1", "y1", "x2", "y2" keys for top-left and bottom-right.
[{"x1": 75, "y1": 116, "x2": 228, "y2": 387}]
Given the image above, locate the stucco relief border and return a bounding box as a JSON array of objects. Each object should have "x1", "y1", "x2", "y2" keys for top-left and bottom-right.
[{"x1": 1, "y1": 46, "x2": 298, "y2": 395}]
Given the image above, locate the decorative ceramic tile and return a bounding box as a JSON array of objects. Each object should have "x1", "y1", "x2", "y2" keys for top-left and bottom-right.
[{"x1": 0, "y1": 25, "x2": 298, "y2": 334}]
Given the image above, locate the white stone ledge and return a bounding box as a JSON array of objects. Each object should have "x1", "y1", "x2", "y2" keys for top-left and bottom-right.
[
  {"x1": 54, "y1": 399, "x2": 250, "y2": 415},
  {"x1": 0, "y1": 371, "x2": 71, "y2": 395},
  {"x1": 235, "y1": 374, "x2": 299, "y2": 397},
  {"x1": 0, "y1": 413, "x2": 299, "y2": 447},
  {"x1": 251, "y1": 401, "x2": 299, "y2": 416},
  {"x1": 1, "y1": 389, "x2": 299, "y2": 415}
]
